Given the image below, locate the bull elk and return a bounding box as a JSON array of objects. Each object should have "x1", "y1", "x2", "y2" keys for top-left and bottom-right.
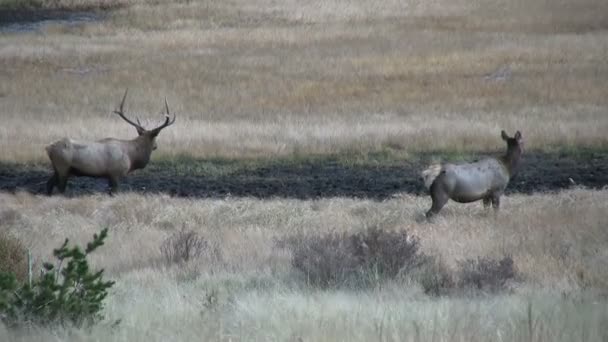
[
  {"x1": 421, "y1": 130, "x2": 524, "y2": 219},
  {"x1": 45, "y1": 89, "x2": 176, "y2": 195}
]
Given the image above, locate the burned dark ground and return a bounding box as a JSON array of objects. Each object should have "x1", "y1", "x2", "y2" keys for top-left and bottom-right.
[
  {"x1": 0, "y1": 8, "x2": 106, "y2": 33},
  {"x1": 1, "y1": 151, "x2": 606, "y2": 199}
]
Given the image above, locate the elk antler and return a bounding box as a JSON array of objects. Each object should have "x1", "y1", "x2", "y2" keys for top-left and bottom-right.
[
  {"x1": 150, "y1": 97, "x2": 176, "y2": 133},
  {"x1": 113, "y1": 89, "x2": 145, "y2": 132}
]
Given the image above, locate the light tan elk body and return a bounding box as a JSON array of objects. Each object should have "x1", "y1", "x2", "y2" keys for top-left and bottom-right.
[
  {"x1": 46, "y1": 90, "x2": 176, "y2": 195},
  {"x1": 421, "y1": 130, "x2": 523, "y2": 219}
]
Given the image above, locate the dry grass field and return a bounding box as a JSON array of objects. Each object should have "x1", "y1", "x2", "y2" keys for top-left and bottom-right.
[
  {"x1": 1, "y1": 0, "x2": 607, "y2": 161},
  {"x1": 1, "y1": 0, "x2": 608, "y2": 341},
  {"x1": 1, "y1": 189, "x2": 607, "y2": 341}
]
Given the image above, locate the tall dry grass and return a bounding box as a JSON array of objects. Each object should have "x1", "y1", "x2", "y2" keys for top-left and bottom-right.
[
  {"x1": 1, "y1": 0, "x2": 607, "y2": 162},
  {"x1": 2, "y1": 287, "x2": 607, "y2": 341},
  {"x1": 0, "y1": 188, "x2": 607, "y2": 340},
  {"x1": 1, "y1": 188, "x2": 606, "y2": 290}
]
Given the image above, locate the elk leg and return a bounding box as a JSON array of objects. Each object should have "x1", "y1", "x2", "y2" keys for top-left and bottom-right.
[
  {"x1": 482, "y1": 196, "x2": 491, "y2": 209},
  {"x1": 57, "y1": 175, "x2": 68, "y2": 194},
  {"x1": 107, "y1": 176, "x2": 119, "y2": 196},
  {"x1": 426, "y1": 183, "x2": 449, "y2": 219},
  {"x1": 491, "y1": 194, "x2": 501, "y2": 212},
  {"x1": 46, "y1": 172, "x2": 58, "y2": 195}
]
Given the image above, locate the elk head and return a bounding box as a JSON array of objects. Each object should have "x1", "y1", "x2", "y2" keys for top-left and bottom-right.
[
  {"x1": 113, "y1": 88, "x2": 176, "y2": 150},
  {"x1": 501, "y1": 130, "x2": 523, "y2": 155},
  {"x1": 501, "y1": 130, "x2": 523, "y2": 176}
]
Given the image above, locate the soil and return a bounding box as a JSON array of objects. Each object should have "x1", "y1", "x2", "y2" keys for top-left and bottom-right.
[
  {"x1": 0, "y1": 9, "x2": 104, "y2": 33},
  {"x1": 1, "y1": 151, "x2": 607, "y2": 200}
]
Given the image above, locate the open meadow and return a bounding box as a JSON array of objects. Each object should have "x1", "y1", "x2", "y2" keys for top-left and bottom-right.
[{"x1": 0, "y1": 0, "x2": 607, "y2": 341}]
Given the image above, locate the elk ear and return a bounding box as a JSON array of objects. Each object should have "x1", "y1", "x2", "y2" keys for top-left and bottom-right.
[
  {"x1": 501, "y1": 130, "x2": 509, "y2": 141},
  {"x1": 514, "y1": 131, "x2": 522, "y2": 141}
]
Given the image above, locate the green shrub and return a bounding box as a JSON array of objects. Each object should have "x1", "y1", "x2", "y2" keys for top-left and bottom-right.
[
  {"x1": 0, "y1": 231, "x2": 28, "y2": 283},
  {"x1": 0, "y1": 228, "x2": 115, "y2": 328}
]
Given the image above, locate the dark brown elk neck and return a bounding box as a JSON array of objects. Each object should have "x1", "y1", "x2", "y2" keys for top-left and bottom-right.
[
  {"x1": 500, "y1": 146, "x2": 522, "y2": 176},
  {"x1": 126, "y1": 136, "x2": 154, "y2": 171}
]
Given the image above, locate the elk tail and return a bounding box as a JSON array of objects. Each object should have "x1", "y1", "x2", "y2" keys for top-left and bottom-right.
[{"x1": 421, "y1": 163, "x2": 443, "y2": 190}]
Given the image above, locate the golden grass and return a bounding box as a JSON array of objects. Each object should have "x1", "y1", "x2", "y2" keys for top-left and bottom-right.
[
  {"x1": 1, "y1": 188, "x2": 606, "y2": 290},
  {"x1": 0, "y1": 188, "x2": 607, "y2": 340},
  {"x1": 2, "y1": 289, "x2": 607, "y2": 341},
  {"x1": 1, "y1": 0, "x2": 607, "y2": 162},
  {"x1": 1, "y1": 2, "x2": 607, "y2": 339}
]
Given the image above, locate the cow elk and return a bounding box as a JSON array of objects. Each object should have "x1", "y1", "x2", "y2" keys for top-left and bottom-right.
[
  {"x1": 421, "y1": 130, "x2": 524, "y2": 219},
  {"x1": 45, "y1": 89, "x2": 176, "y2": 195}
]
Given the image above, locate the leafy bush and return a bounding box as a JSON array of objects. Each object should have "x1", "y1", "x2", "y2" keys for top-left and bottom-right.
[
  {"x1": 457, "y1": 255, "x2": 516, "y2": 293},
  {"x1": 0, "y1": 231, "x2": 28, "y2": 283},
  {"x1": 161, "y1": 228, "x2": 207, "y2": 265},
  {"x1": 290, "y1": 227, "x2": 424, "y2": 288},
  {"x1": 0, "y1": 228, "x2": 115, "y2": 328}
]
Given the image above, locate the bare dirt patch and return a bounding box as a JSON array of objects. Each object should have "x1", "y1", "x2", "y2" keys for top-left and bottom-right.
[
  {"x1": 0, "y1": 9, "x2": 101, "y2": 32},
  {"x1": 1, "y1": 151, "x2": 606, "y2": 199}
]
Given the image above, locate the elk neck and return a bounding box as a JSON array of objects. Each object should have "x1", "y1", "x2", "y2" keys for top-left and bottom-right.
[
  {"x1": 127, "y1": 135, "x2": 155, "y2": 171},
  {"x1": 499, "y1": 144, "x2": 522, "y2": 177}
]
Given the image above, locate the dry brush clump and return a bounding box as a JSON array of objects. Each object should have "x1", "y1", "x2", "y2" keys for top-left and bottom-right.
[
  {"x1": 415, "y1": 256, "x2": 455, "y2": 297},
  {"x1": 288, "y1": 226, "x2": 425, "y2": 288},
  {"x1": 417, "y1": 255, "x2": 517, "y2": 296},
  {"x1": 457, "y1": 255, "x2": 517, "y2": 293},
  {"x1": 288, "y1": 226, "x2": 518, "y2": 294},
  {"x1": 160, "y1": 227, "x2": 208, "y2": 265}
]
